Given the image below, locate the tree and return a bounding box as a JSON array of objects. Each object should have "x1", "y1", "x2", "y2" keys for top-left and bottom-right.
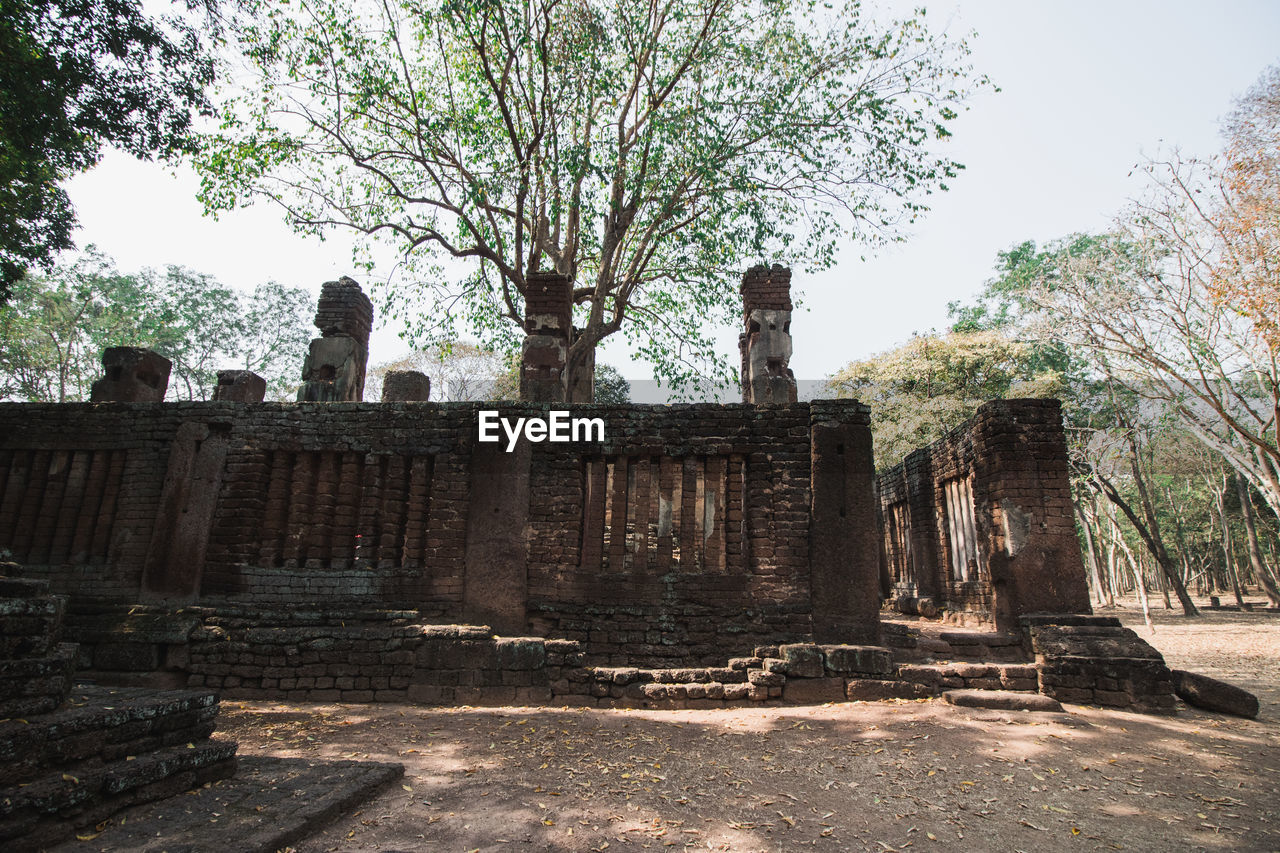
[
  {"x1": 0, "y1": 248, "x2": 153, "y2": 401},
  {"x1": 197, "y1": 0, "x2": 987, "y2": 392},
  {"x1": 827, "y1": 328, "x2": 1060, "y2": 468},
  {"x1": 1212, "y1": 64, "x2": 1280, "y2": 346},
  {"x1": 593, "y1": 363, "x2": 630, "y2": 405},
  {"x1": 1020, "y1": 224, "x2": 1280, "y2": 521},
  {"x1": 237, "y1": 282, "x2": 317, "y2": 399},
  {"x1": 0, "y1": 0, "x2": 215, "y2": 296},
  {"x1": 0, "y1": 250, "x2": 313, "y2": 401}
]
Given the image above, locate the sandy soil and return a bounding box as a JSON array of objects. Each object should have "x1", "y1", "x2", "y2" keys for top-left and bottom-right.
[{"x1": 214, "y1": 602, "x2": 1280, "y2": 853}]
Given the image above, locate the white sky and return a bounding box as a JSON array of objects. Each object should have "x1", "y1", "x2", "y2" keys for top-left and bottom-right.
[{"x1": 63, "y1": 0, "x2": 1280, "y2": 386}]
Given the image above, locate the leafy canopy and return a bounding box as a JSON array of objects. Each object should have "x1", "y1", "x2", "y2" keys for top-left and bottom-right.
[
  {"x1": 0, "y1": 0, "x2": 215, "y2": 296},
  {"x1": 197, "y1": 0, "x2": 987, "y2": 390},
  {"x1": 827, "y1": 328, "x2": 1060, "y2": 468}
]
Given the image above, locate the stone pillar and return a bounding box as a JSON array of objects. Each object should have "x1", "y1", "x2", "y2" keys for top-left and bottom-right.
[
  {"x1": 212, "y1": 370, "x2": 266, "y2": 402},
  {"x1": 739, "y1": 264, "x2": 797, "y2": 404},
  {"x1": 298, "y1": 277, "x2": 373, "y2": 402},
  {"x1": 89, "y1": 347, "x2": 171, "y2": 402},
  {"x1": 141, "y1": 420, "x2": 231, "y2": 603},
  {"x1": 463, "y1": 436, "x2": 531, "y2": 633},
  {"x1": 520, "y1": 272, "x2": 572, "y2": 402},
  {"x1": 971, "y1": 399, "x2": 1092, "y2": 631},
  {"x1": 809, "y1": 399, "x2": 881, "y2": 644},
  {"x1": 382, "y1": 370, "x2": 431, "y2": 402}
]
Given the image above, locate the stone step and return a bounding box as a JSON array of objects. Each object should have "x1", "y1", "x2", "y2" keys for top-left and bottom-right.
[
  {"x1": 640, "y1": 682, "x2": 760, "y2": 701},
  {"x1": 0, "y1": 593, "x2": 67, "y2": 658},
  {"x1": 0, "y1": 685, "x2": 222, "y2": 788},
  {"x1": 0, "y1": 577, "x2": 52, "y2": 598},
  {"x1": 0, "y1": 643, "x2": 77, "y2": 718},
  {"x1": 588, "y1": 666, "x2": 747, "y2": 686},
  {"x1": 943, "y1": 689, "x2": 1064, "y2": 712},
  {"x1": 897, "y1": 662, "x2": 1038, "y2": 694},
  {"x1": 0, "y1": 738, "x2": 237, "y2": 850}
]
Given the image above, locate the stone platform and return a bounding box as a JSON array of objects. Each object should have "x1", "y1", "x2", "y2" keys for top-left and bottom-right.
[
  {"x1": 48, "y1": 756, "x2": 403, "y2": 853},
  {"x1": 0, "y1": 570, "x2": 240, "y2": 852}
]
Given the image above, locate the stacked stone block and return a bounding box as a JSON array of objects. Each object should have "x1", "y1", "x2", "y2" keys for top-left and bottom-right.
[
  {"x1": 381, "y1": 370, "x2": 430, "y2": 402},
  {"x1": 1025, "y1": 615, "x2": 1177, "y2": 714},
  {"x1": 89, "y1": 347, "x2": 171, "y2": 403},
  {"x1": 298, "y1": 277, "x2": 373, "y2": 402},
  {"x1": 0, "y1": 575, "x2": 75, "y2": 717},
  {"x1": 520, "y1": 272, "x2": 573, "y2": 401},
  {"x1": 213, "y1": 369, "x2": 267, "y2": 402},
  {"x1": 739, "y1": 264, "x2": 797, "y2": 404},
  {"x1": 0, "y1": 569, "x2": 237, "y2": 851}
]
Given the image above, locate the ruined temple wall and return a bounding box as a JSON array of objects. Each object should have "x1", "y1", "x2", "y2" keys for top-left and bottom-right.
[
  {"x1": 525, "y1": 404, "x2": 816, "y2": 664},
  {"x1": 198, "y1": 404, "x2": 476, "y2": 614},
  {"x1": 0, "y1": 403, "x2": 476, "y2": 611},
  {"x1": 874, "y1": 399, "x2": 1090, "y2": 628},
  {"x1": 0, "y1": 401, "x2": 875, "y2": 661},
  {"x1": 876, "y1": 418, "x2": 990, "y2": 620},
  {"x1": 0, "y1": 404, "x2": 188, "y2": 601}
]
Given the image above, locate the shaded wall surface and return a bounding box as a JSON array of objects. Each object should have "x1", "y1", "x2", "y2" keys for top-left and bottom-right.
[
  {"x1": 0, "y1": 400, "x2": 879, "y2": 664},
  {"x1": 875, "y1": 399, "x2": 1091, "y2": 630}
]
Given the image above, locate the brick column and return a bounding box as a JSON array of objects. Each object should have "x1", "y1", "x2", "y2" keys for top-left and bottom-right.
[
  {"x1": 739, "y1": 264, "x2": 797, "y2": 404},
  {"x1": 298, "y1": 277, "x2": 373, "y2": 402},
  {"x1": 520, "y1": 272, "x2": 572, "y2": 402},
  {"x1": 971, "y1": 399, "x2": 1092, "y2": 630},
  {"x1": 809, "y1": 399, "x2": 880, "y2": 644}
]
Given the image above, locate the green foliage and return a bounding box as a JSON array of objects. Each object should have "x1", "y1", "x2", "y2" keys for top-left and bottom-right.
[
  {"x1": 197, "y1": 0, "x2": 988, "y2": 391},
  {"x1": 828, "y1": 328, "x2": 1061, "y2": 468},
  {"x1": 593, "y1": 363, "x2": 630, "y2": 405},
  {"x1": 0, "y1": 0, "x2": 215, "y2": 296},
  {"x1": 0, "y1": 249, "x2": 312, "y2": 401}
]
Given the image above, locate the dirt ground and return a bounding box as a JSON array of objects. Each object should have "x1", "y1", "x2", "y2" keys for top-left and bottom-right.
[{"x1": 214, "y1": 601, "x2": 1280, "y2": 853}]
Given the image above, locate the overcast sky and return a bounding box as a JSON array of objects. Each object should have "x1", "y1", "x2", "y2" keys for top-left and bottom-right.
[{"x1": 63, "y1": 0, "x2": 1280, "y2": 387}]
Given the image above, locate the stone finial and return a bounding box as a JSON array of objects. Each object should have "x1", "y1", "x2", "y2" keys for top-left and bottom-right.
[
  {"x1": 739, "y1": 265, "x2": 797, "y2": 404},
  {"x1": 520, "y1": 272, "x2": 572, "y2": 402},
  {"x1": 89, "y1": 347, "x2": 171, "y2": 402},
  {"x1": 298, "y1": 277, "x2": 373, "y2": 402},
  {"x1": 212, "y1": 370, "x2": 267, "y2": 402},
  {"x1": 382, "y1": 370, "x2": 431, "y2": 402},
  {"x1": 314, "y1": 276, "x2": 374, "y2": 346}
]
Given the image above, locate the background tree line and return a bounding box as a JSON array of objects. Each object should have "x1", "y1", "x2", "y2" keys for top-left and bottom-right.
[
  {"x1": 0, "y1": 248, "x2": 313, "y2": 401},
  {"x1": 831, "y1": 65, "x2": 1280, "y2": 616}
]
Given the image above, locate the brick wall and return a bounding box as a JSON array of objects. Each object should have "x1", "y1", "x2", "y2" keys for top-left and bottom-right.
[
  {"x1": 875, "y1": 399, "x2": 1091, "y2": 629},
  {"x1": 0, "y1": 399, "x2": 877, "y2": 663}
]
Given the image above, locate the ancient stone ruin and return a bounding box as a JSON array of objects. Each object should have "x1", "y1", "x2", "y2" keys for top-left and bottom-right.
[
  {"x1": 213, "y1": 369, "x2": 267, "y2": 402},
  {"x1": 519, "y1": 271, "x2": 573, "y2": 402},
  {"x1": 381, "y1": 370, "x2": 431, "y2": 402},
  {"x1": 89, "y1": 346, "x2": 171, "y2": 403},
  {"x1": 0, "y1": 262, "x2": 1207, "y2": 843},
  {"x1": 298, "y1": 276, "x2": 373, "y2": 402},
  {"x1": 0, "y1": 569, "x2": 237, "y2": 848},
  {"x1": 739, "y1": 264, "x2": 797, "y2": 404},
  {"x1": 876, "y1": 399, "x2": 1092, "y2": 631}
]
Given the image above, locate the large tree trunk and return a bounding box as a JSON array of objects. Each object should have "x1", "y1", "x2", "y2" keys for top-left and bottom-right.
[
  {"x1": 1123, "y1": 434, "x2": 1199, "y2": 615},
  {"x1": 1214, "y1": 473, "x2": 1246, "y2": 607},
  {"x1": 1091, "y1": 463, "x2": 1198, "y2": 616},
  {"x1": 1076, "y1": 498, "x2": 1107, "y2": 606},
  {"x1": 1237, "y1": 472, "x2": 1280, "y2": 607}
]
